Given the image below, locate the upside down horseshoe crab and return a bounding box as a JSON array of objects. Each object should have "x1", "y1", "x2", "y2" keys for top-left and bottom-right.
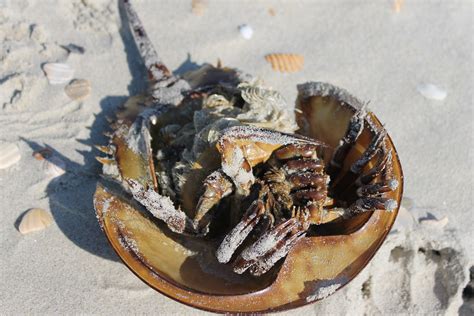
[{"x1": 93, "y1": 0, "x2": 403, "y2": 313}]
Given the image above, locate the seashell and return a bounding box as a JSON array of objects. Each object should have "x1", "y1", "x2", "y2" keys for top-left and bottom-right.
[
  {"x1": 265, "y1": 53, "x2": 304, "y2": 73},
  {"x1": 238, "y1": 24, "x2": 253, "y2": 40},
  {"x1": 33, "y1": 147, "x2": 53, "y2": 161},
  {"x1": 191, "y1": 0, "x2": 207, "y2": 16},
  {"x1": 65, "y1": 79, "x2": 91, "y2": 101},
  {"x1": 0, "y1": 142, "x2": 21, "y2": 169},
  {"x1": 393, "y1": 0, "x2": 404, "y2": 12},
  {"x1": 43, "y1": 63, "x2": 75, "y2": 85},
  {"x1": 43, "y1": 155, "x2": 66, "y2": 178},
  {"x1": 417, "y1": 83, "x2": 447, "y2": 100},
  {"x1": 419, "y1": 215, "x2": 449, "y2": 229},
  {"x1": 18, "y1": 208, "x2": 53, "y2": 234}
]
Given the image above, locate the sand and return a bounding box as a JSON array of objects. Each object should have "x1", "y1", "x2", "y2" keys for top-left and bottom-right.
[{"x1": 0, "y1": 0, "x2": 472, "y2": 314}]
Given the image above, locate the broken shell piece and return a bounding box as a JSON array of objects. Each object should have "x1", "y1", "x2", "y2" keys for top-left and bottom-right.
[
  {"x1": 417, "y1": 83, "x2": 447, "y2": 100},
  {"x1": 43, "y1": 156, "x2": 66, "y2": 178},
  {"x1": 191, "y1": 0, "x2": 207, "y2": 16},
  {"x1": 0, "y1": 142, "x2": 21, "y2": 169},
  {"x1": 419, "y1": 216, "x2": 449, "y2": 229},
  {"x1": 33, "y1": 147, "x2": 53, "y2": 161},
  {"x1": 65, "y1": 79, "x2": 91, "y2": 101},
  {"x1": 393, "y1": 0, "x2": 404, "y2": 13},
  {"x1": 18, "y1": 208, "x2": 53, "y2": 234},
  {"x1": 43, "y1": 63, "x2": 74, "y2": 85},
  {"x1": 238, "y1": 24, "x2": 253, "y2": 40},
  {"x1": 265, "y1": 54, "x2": 304, "y2": 73}
]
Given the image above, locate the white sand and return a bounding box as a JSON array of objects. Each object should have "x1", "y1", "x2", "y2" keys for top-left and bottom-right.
[{"x1": 0, "y1": 0, "x2": 472, "y2": 314}]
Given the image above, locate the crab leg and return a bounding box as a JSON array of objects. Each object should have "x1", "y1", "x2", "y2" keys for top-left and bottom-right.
[
  {"x1": 332, "y1": 128, "x2": 387, "y2": 194},
  {"x1": 121, "y1": 0, "x2": 173, "y2": 83},
  {"x1": 346, "y1": 196, "x2": 398, "y2": 217},
  {"x1": 327, "y1": 106, "x2": 366, "y2": 178},
  {"x1": 127, "y1": 179, "x2": 187, "y2": 233},
  {"x1": 233, "y1": 208, "x2": 309, "y2": 275},
  {"x1": 216, "y1": 200, "x2": 266, "y2": 264}
]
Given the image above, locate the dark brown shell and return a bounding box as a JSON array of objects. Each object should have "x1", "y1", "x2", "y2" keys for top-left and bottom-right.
[{"x1": 94, "y1": 82, "x2": 403, "y2": 313}]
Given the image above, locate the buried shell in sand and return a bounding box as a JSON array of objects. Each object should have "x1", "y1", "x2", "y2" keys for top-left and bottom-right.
[
  {"x1": 93, "y1": 0, "x2": 403, "y2": 313},
  {"x1": 65, "y1": 79, "x2": 91, "y2": 101},
  {"x1": 18, "y1": 208, "x2": 53, "y2": 234},
  {"x1": 0, "y1": 142, "x2": 21, "y2": 169}
]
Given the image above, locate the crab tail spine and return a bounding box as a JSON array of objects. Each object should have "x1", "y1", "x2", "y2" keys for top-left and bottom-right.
[{"x1": 120, "y1": 0, "x2": 172, "y2": 84}]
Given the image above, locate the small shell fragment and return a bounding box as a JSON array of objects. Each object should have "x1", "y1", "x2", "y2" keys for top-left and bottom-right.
[
  {"x1": 191, "y1": 0, "x2": 207, "y2": 16},
  {"x1": 33, "y1": 147, "x2": 53, "y2": 161},
  {"x1": 417, "y1": 83, "x2": 447, "y2": 100},
  {"x1": 419, "y1": 215, "x2": 449, "y2": 229},
  {"x1": 265, "y1": 53, "x2": 304, "y2": 73},
  {"x1": 0, "y1": 142, "x2": 21, "y2": 169},
  {"x1": 18, "y1": 208, "x2": 53, "y2": 234},
  {"x1": 65, "y1": 79, "x2": 91, "y2": 101},
  {"x1": 393, "y1": 0, "x2": 404, "y2": 13},
  {"x1": 43, "y1": 63, "x2": 75, "y2": 85},
  {"x1": 43, "y1": 156, "x2": 66, "y2": 179},
  {"x1": 238, "y1": 24, "x2": 253, "y2": 40},
  {"x1": 268, "y1": 8, "x2": 276, "y2": 16}
]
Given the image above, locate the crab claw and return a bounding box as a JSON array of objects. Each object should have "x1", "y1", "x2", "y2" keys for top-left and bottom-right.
[
  {"x1": 216, "y1": 200, "x2": 266, "y2": 264},
  {"x1": 195, "y1": 170, "x2": 233, "y2": 230}
]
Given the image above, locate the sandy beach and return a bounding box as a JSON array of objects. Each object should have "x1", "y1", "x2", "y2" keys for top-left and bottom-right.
[{"x1": 0, "y1": 0, "x2": 472, "y2": 314}]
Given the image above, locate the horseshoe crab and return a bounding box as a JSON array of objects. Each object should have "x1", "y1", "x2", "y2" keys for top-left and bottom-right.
[{"x1": 93, "y1": 0, "x2": 403, "y2": 313}]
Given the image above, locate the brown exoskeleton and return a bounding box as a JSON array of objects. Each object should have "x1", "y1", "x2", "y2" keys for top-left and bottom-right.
[{"x1": 98, "y1": 0, "x2": 400, "y2": 280}]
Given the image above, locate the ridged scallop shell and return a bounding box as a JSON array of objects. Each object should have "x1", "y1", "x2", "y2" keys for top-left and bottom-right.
[
  {"x1": 65, "y1": 79, "x2": 91, "y2": 101},
  {"x1": 0, "y1": 142, "x2": 21, "y2": 169},
  {"x1": 43, "y1": 63, "x2": 75, "y2": 85},
  {"x1": 265, "y1": 53, "x2": 304, "y2": 73},
  {"x1": 18, "y1": 208, "x2": 53, "y2": 234},
  {"x1": 43, "y1": 156, "x2": 66, "y2": 178}
]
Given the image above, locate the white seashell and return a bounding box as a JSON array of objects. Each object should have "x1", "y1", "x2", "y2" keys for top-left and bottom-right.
[
  {"x1": 238, "y1": 24, "x2": 253, "y2": 40},
  {"x1": 43, "y1": 63, "x2": 75, "y2": 85},
  {"x1": 417, "y1": 83, "x2": 447, "y2": 100},
  {"x1": 18, "y1": 208, "x2": 53, "y2": 234},
  {"x1": 43, "y1": 156, "x2": 66, "y2": 178},
  {"x1": 65, "y1": 79, "x2": 91, "y2": 101},
  {"x1": 419, "y1": 216, "x2": 449, "y2": 229},
  {"x1": 0, "y1": 141, "x2": 21, "y2": 169}
]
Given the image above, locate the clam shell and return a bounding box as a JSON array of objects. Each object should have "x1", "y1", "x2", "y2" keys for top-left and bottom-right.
[
  {"x1": 65, "y1": 79, "x2": 91, "y2": 101},
  {"x1": 43, "y1": 156, "x2": 66, "y2": 178},
  {"x1": 43, "y1": 63, "x2": 74, "y2": 85},
  {"x1": 265, "y1": 53, "x2": 304, "y2": 73},
  {"x1": 0, "y1": 142, "x2": 21, "y2": 169},
  {"x1": 18, "y1": 208, "x2": 53, "y2": 234}
]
